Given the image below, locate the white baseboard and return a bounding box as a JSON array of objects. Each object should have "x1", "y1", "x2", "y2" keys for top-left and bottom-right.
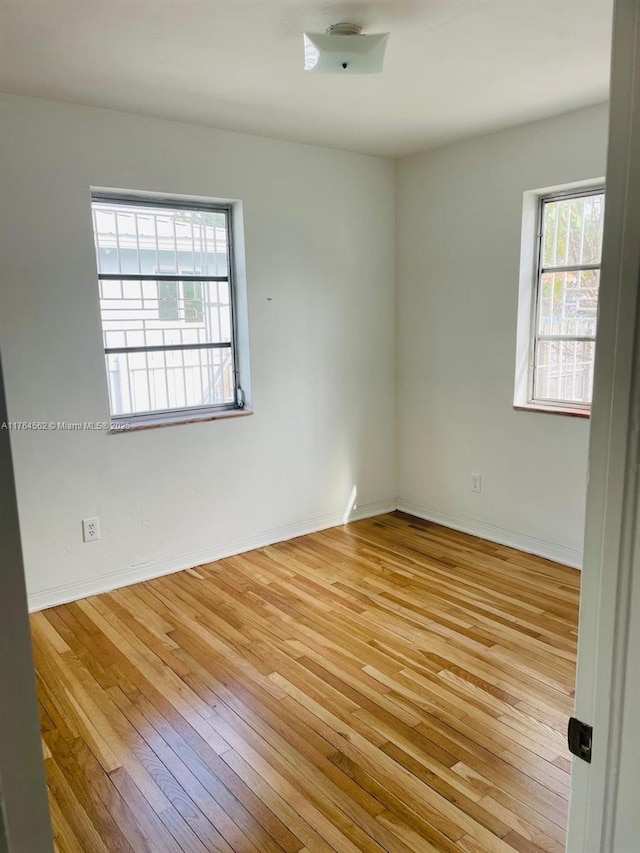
[
  {"x1": 27, "y1": 498, "x2": 396, "y2": 612},
  {"x1": 396, "y1": 499, "x2": 582, "y2": 569},
  {"x1": 28, "y1": 496, "x2": 581, "y2": 611}
]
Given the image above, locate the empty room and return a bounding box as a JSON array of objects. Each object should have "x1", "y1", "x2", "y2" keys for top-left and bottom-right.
[{"x1": 3, "y1": 1, "x2": 640, "y2": 852}]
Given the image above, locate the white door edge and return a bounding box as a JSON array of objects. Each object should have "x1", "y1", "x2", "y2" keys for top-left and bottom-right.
[{"x1": 567, "y1": 0, "x2": 640, "y2": 850}]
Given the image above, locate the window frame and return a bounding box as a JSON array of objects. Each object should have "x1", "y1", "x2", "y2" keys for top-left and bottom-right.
[
  {"x1": 517, "y1": 182, "x2": 605, "y2": 416},
  {"x1": 92, "y1": 193, "x2": 245, "y2": 429}
]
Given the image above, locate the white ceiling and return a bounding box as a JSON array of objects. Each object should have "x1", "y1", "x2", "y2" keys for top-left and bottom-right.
[{"x1": 0, "y1": 0, "x2": 613, "y2": 158}]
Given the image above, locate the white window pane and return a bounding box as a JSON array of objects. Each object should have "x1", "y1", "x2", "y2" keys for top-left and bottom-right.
[
  {"x1": 106, "y1": 348, "x2": 235, "y2": 417},
  {"x1": 538, "y1": 270, "x2": 600, "y2": 337},
  {"x1": 98, "y1": 279, "x2": 231, "y2": 348},
  {"x1": 100, "y1": 280, "x2": 121, "y2": 300},
  {"x1": 122, "y1": 280, "x2": 141, "y2": 301},
  {"x1": 93, "y1": 202, "x2": 229, "y2": 277},
  {"x1": 534, "y1": 340, "x2": 595, "y2": 405},
  {"x1": 104, "y1": 331, "x2": 125, "y2": 349},
  {"x1": 542, "y1": 193, "x2": 605, "y2": 267}
]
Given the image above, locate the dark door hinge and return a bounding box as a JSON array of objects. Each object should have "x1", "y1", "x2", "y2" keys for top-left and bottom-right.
[{"x1": 568, "y1": 716, "x2": 593, "y2": 763}]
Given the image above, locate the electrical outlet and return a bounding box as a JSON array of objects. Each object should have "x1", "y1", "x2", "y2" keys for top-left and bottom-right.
[
  {"x1": 470, "y1": 473, "x2": 482, "y2": 494},
  {"x1": 82, "y1": 517, "x2": 100, "y2": 542}
]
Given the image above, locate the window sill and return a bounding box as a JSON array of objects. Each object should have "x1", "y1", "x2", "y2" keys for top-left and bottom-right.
[
  {"x1": 109, "y1": 408, "x2": 253, "y2": 434},
  {"x1": 513, "y1": 403, "x2": 590, "y2": 419}
]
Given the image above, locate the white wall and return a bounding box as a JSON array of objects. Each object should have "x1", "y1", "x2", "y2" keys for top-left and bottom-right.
[
  {"x1": 0, "y1": 94, "x2": 396, "y2": 608},
  {"x1": 0, "y1": 96, "x2": 609, "y2": 608},
  {"x1": 396, "y1": 104, "x2": 609, "y2": 566}
]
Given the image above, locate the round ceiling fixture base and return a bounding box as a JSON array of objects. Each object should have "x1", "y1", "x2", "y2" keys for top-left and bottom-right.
[{"x1": 326, "y1": 23, "x2": 363, "y2": 36}]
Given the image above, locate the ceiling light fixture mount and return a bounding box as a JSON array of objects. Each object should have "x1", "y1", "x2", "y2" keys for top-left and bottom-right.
[
  {"x1": 326, "y1": 23, "x2": 362, "y2": 36},
  {"x1": 303, "y1": 22, "x2": 390, "y2": 74}
]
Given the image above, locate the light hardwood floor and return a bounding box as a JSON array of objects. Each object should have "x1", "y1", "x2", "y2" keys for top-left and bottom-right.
[{"x1": 32, "y1": 512, "x2": 580, "y2": 853}]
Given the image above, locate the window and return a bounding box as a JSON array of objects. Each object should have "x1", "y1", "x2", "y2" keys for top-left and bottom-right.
[
  {"x1": 516, "y1": 185, "x2": 605, "y2": 414},
  {"x1": 91, "y1": 195, "x2": 245, "y2": 426}
]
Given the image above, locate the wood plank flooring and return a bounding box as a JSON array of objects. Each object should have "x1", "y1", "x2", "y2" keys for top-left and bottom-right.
[{"x1": 31, "y1": 512, "x2": 580, "y2": 853}]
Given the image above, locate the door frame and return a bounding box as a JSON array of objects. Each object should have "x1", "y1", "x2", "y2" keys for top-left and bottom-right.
[
  {"x1": 0, "y1": 352, "x2": 54, "y2": 852},
  {"x1": 567, "y1": 0, "x2": 640, "y2": 849}
]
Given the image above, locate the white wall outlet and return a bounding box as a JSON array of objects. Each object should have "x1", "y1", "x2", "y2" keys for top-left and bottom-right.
[
  {"x1": 82, "y1": 517, "x2": 100, "y2": 542},
  {"x1": 470, "y1": 473, "x2": 482, "y2": 494}
]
